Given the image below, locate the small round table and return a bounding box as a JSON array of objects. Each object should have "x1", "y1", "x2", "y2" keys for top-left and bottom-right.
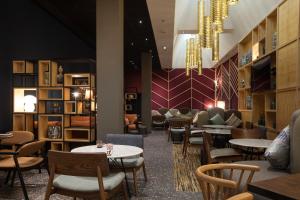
[
  {"x1": 202, "y1": 125, "x2": 233, "y2": 129},
  {"x1": 72, "y1": 144, "x2": 143, "y2": 159},
  {"x1": 229, "y1": 139, "x2": 273, "y2": 159},
  {"x1": 72, "y1": 144, "x2": 143, "y2": 196},
  {"x1": 205, "y1": 129, "x2": 231, "y2": 135}
]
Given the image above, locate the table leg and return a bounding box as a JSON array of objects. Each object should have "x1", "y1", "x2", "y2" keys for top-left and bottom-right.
[{"x1": 120, "y1": 158, "x2": 131, "y2": 198}]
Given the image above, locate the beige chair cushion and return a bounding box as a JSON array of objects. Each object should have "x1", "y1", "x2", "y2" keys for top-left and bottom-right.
[
  {"x1": 189, "y1": 137, "x2": 203, "y2": 144},
  {"x1": 0, "y1": 157, "x2": 43, "y2": 169},
  {"x1": 196, "y1": 111, "x2": 209, "y2": 127},
  {"x1": 210, "y1": 148, "x2": 241, "y2": 159},
  {"x1": 53, "y1": 172, "x2": 125, "y2": 192},
  {"x1": 118, "y1": 157, "x2": 144, "y2": 168}
]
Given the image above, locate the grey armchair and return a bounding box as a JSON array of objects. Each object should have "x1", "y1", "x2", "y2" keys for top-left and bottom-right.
[{"x1": 105, "y1": 134, "x2": 147, "y2": 195}]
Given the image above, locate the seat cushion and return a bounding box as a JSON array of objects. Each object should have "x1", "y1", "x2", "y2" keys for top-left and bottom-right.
[
  {"x1": 170, "y1": 128, "x2": 185, "y2": 132},
  {"x1": 110, "y1": 157, "x2": 144, "y2": 168},
  {"x1": 210, "y1": 148, "x2": 241, "y2": 159},
  {"x1": 189, "y1": 137, "x2": 203, "y2": 144},
  {"x1": 210, "y1": 113, "x2": 225, "y2": 125},
  {"x1": 53, "y1": 172, "x2": 125, "y2": 192},
  {"x1": 0, "y1": 157, "x2": 43, "y2": 169}
]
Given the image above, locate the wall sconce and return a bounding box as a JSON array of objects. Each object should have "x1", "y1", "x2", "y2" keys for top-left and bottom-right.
[
  {"x1": 24, "y1": 95, "x2": 37, "y2": 112},
  {"x1": 217, "y1": 101, "x2": 225, "y2": 110}
]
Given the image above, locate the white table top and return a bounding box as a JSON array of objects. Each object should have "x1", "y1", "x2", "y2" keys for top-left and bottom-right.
[
  {"x1": 202, "y1": 125, "x2": 233, "y2": 129},
  {"x1": 229, "y1": 139, "x2": 273, "y2": 148},
  {"x1": 71, "y1": 144, "x2": 143, "y2": 159},
  {"x1": 205, "y1": 129, "x2": 231, "y2": 135}
]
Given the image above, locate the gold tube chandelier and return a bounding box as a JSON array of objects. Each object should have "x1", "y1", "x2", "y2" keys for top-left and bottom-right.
[{"x1": 185, "y1": 0, "x2": 240, "y2": 76}]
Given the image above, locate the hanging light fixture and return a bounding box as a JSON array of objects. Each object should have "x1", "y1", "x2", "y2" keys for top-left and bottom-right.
[
  {"x1": 222, "y1": 0, "x2": 229, "y2": 19},
  {"x1": 185, "y1": 39, "x2": 191, "y2": 76},
  {"x1": 204, "y1": 16, "x2": 212, "y2": 48},
  {"x1": 198, "y1": 0, "x2": 205, "y2": 46},
  {"x1": 211, "y1": 0, "x2": 223, "y2": 33},
  {"x1": 212, "y1": 30, "x2": 220, "y2": 61},
  {"x1": 228, "y1": 0, "x2": 239, "y2": 5}
]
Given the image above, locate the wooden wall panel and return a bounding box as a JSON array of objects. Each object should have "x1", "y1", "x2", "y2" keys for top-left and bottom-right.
[
  {"x1": 278, "y1": 0, "x2": 299, "y2": 47},
  {"x1": 277, "y1": 90, "x2": 297, "y2": 130},
  {"x1": 277, "y1": 41, "x2": 298, "y2": 89}
]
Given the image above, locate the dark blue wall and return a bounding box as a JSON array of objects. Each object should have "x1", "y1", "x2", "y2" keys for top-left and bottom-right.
[{"x1": 0, "y1": 0, "x2": 95, "y2": 131}]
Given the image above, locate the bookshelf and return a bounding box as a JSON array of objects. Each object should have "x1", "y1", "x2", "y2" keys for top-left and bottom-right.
[
  {"x1": 12, "y1": 59, "x2": 96, "y2": 151},
  {"x1": 238, "y1": 0, "x2": 300, "y2": 139}
]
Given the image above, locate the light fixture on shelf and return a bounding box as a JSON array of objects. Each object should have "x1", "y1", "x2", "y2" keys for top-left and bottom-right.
[{"x1": 24, "y1": 95, "x2": 37, "y2": 112}]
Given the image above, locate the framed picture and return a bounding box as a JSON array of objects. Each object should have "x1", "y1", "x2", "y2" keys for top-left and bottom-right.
[{"x1": 125, "y1": 93, "x2": 137, "y2": 100}]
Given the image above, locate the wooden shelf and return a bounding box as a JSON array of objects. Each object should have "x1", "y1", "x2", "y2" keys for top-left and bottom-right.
[
  {"x1": 64, "y1": 128, "x2": 95, "y2": 142},
  {"x1": 13, "y1": 61, "x2": 34, "y2": 74},
  {"x1": 265, "y1": 110, "x2": 276, "y2": 113}
]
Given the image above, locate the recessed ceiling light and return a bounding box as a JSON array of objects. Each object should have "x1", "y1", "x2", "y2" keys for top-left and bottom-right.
[
  {"x1": 139, "y1": 20, "x2": 143, "y2": 24},
  {"x1": 163, "y1": 46, "x2": 167, "y2": 50},
  {"x1": 145, "y1": 38, "x2": 148, "y2": 41},
  {"x1": 131, "y1": 42, "x2": 134, "y2": 46}
]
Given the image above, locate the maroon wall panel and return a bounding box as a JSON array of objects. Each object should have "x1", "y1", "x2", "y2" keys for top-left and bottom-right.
[
  {"x1": 215, "y1": 54, "x2": 238, "y2": 110},
  {"x1": 151, "y1": 68, "x2": 215, "y2": 110}
]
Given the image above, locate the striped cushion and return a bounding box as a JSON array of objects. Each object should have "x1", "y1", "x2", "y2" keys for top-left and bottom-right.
[{"x1": 225, "y1": 113, "x2": 242, "y2": 128}]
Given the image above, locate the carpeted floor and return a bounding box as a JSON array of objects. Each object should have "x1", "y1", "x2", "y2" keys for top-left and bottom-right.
[
  {"x1": 173, "y1": 144, "x2": 201, "y2": 192},
  {"x1": 0, "y1": 130, "x2": 202, "y2": 200}
]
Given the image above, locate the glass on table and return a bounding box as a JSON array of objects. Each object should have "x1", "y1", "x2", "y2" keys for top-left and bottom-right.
[
  {"x1": 106, "y1": 143, "x2": 113, "y2": 156},
  {"x1": 96, "y1": 140, "x2": 104, "y2": 148}
]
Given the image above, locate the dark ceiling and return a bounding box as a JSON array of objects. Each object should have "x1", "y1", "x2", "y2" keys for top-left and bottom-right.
[{"x1": 33, "y1": 0, "x2": 160, "y2": 69}]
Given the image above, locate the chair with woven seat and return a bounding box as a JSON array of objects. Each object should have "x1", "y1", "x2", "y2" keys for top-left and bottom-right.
[
  {"x1": 106, "y1": 133, "x2": 146, "y2": 195},
  {"x1": 195, "y1": 163, "x2": 260, "y2": 200},
  {"x1": 45, "y1": 151, "x2": 128, "y2": 200},
  {"x1": 227, "y1": 192, "x2": 253, "y2": 200},
  {"x1": 0, "y1": 140, "x2": 45, "y2": 200},
  {"x1": 203, "y1": 132, "x2": 242, "y2": 164}
]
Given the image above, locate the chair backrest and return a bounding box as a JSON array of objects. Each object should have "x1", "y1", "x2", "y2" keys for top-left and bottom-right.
[
  {"x1": 226, "y1": 192, "x2": 253, "y2": 200},
  {"x1": 195, "y1": 163, "x2": 260, "y2": 200},
  {"x1": 289, "y1": 109, "x2": 300, "y2": 173},
  {"x1": 178, "y1": 107, "x2": 190, "y2": 115},
  {"x1": 17, "y1": 140, "x2": 45, "y2": 157},
  {"x1": 231, "y1": 128, "x2": 266, "y2": 139},
  {"x1": 106, "y1": 133, "x2": 143, "y2": 148},
  {"x1": 1, "y1": 131, "x2": 34, "y2": 146},
  {"x1": 48, "y1": 151, "x2": 109, "y2": 177},
  {"x1": 168, "y1": 118, "x2": 191, "y2": 129}
]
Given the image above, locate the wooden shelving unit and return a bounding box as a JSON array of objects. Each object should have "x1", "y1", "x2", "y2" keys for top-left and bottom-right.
[
  {"x1": 238, "y1": 0, "x2": 300, "y2": 139},
  {"x1": 12, "y1": 59, "x2": 96, "y2": 151}
]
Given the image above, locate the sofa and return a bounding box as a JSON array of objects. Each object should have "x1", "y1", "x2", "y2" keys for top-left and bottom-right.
[
  {"x1": 151, "y1": 107, "x2": 242, "y2": 129},
  {"x1": 231, "y1": 109, "x2": 300, "y2": 198}
]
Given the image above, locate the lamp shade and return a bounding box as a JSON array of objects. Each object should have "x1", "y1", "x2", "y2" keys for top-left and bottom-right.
[
  {"x1": 217, "y1": 101, "x2": 225, "y2": 109},
  {"x1": 24, "y1": 95, "x2": 37, "y2": 112}
]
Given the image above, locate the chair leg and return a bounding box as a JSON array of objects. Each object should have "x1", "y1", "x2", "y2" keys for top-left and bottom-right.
[
  {"x1": 13, "y1": 156, "x2": 29, "y2": 200},
  {"x1": 122, "y1": 180, "x2": 128, "y2": 200},
  {"x1": 132, "y1": 169, "x2": 138, "y2": 196},
  {"x1": 10, "y1": 170, "x2": 16, "y2": 187},
  {"x1": 142, "y1": 163, "x2": 147, "y2": 182},
  {"x1": 5, "y1": 170, "x2": 11, "y2": 184}
]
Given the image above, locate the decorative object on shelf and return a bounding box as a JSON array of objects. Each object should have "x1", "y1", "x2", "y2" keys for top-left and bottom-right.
[
  {"x1": 246, "y1": 95, "x2": 252, "y2": 110},
  {"x1": 125, "y1": 93, "x2": 137, "y2": 100},
  {"x1": 47, "y1": 124, "x2": 61, "y2": 139},
  {"x1": 56, "y1": 66, "x2": 64, "y2": 84},
  {"x1": 52, "y1": 102, "x2": 61, "y2": 114},
  {"x1": 272, "y1": 122, "x2": 276, "y2": 129},
  {"x1": 24, "y1": 95, "x2": 37, "y2": 112},
  {"x1": 240, "y1": 79, "x2": 245, "y2": 88},
  {"x1": 270, "y1": 98, "x2": 276, "y2": 110},
  {"x1": 272, "y1": 32, "x2": 277, "y2": 50}
]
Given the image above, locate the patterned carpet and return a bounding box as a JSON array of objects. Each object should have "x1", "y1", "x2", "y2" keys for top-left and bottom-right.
[
  {"x1": 173, "y1": 144, "x2": 202, "y2": 192},
  {"x1": 0, "y1": 131, "x2": 202, "y2": 200}
]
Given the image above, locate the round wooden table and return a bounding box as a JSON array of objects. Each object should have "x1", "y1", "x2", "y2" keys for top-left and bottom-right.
[
  {"x1": 205, "y1": 129, "x2": 231, "y2": 135},
  {"x1": 202, "y1": 125, "x2": 233, "y2": 129},
  {"x1": 229, "y1": 139, "x2": 273, "y2": 149}
]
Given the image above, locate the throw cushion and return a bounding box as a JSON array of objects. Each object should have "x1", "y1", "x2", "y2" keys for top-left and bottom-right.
[
  {"x1": 196, "y1": 111, "x2": 209, "y2": 127},
  {"x1": 264, "y1": 125, "x2": 290, "y2": 169},
  {"x1": 169, "y1": 109, "x2": 179, "y2": 116},
  {"x1": 210, "y1": 113, "x2": 225, "y2": 125},
  {"x1": 225, "y1": 113, "x2": 242, "y2": 128},
  {"x1": 151, "y1": 110, "x2": 161, "y2": 116},
  {"x1": 192, "y1": 112, "x2": 199, "y2": 123},
  {"x1": 164, "y1": 111, "x2": 174, "y2": 119}
]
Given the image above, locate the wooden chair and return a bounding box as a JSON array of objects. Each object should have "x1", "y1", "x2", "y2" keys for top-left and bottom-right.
[
  {"x1": 0, "y1": 140, "x2": 45, "y2": 200},
  {"x1": 106, "y1": 134, "x2": 147, "y2": 196},
  {"x1": 202, "y1": 132, "x2": 242, "y2": 164},
  {"x1": 167, "y1": 118, "x2": 191, "y2": 142},
  {"x1": 227, "y1": 192, "x2": 253, "y2": 200},
  {"x1": 0, "y1": 131, "x2": 34, "y2": 152},
  {"x1": 182, "y1": 127, "x2": 204, "y2": 158},
  {"x1": 45, "y1": 151, "x2": 128, "y2": 200},
  {"x1": 195, "y1": 163, "x2": 260, "y2": 200}
]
